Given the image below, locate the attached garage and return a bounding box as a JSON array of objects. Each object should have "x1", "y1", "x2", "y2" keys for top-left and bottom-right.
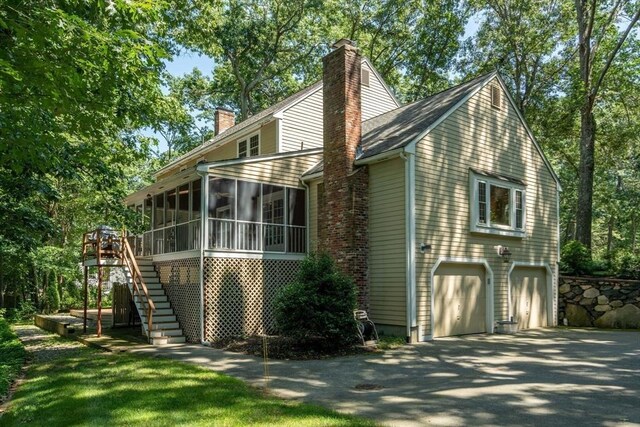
[
  {"x1": 432, "y1": 263, "x2": 489, "y2": 337},
  {"x1": 510, "y1": 266, "x2": 551, "y2": 330}
]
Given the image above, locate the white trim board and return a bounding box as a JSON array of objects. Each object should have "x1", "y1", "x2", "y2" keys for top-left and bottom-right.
[{"x1": 426, "y1": 257, "x2": 495, "y2": 341}]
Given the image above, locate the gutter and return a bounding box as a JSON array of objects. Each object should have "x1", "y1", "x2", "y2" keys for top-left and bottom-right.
[{"x1": 354, "y1": 147, "x2": 404, "y2": 166}]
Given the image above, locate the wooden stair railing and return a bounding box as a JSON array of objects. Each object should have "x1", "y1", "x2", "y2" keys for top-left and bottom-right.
[{"x1": 121, "y1": 233, "x2": 156, "y2": 337}]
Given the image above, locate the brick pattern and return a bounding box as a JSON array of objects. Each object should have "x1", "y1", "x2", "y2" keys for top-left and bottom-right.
[
  {"x1": 202, "y1": 257, "x2": 300, "y2": 340},
  {"x1": 155, "y1": 258, "x2": 201, "y2": 342},
  {"x1": 319, "y1": 43, "x2": 370, "y2": 310},
  {"x1": 214, "y1": 107, "x2": 235, "y2": 135}
]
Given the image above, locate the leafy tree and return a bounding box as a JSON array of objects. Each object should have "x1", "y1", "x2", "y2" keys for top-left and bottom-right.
[
  {"x1": 0, "y1": 0, "x2": 169, "y2": 310},
  {"x1": 170, "y1": 0, "x2": 329, "y2": 120},
  {"x1": 573, "y1": 0, "x2": 640, "y2": 249},
  {"x1": 341, "y1": 0, "x2": 469, "y2": 101},
  {"x1": 461, "y1": 0, "x2": 573, "y2": 118}
]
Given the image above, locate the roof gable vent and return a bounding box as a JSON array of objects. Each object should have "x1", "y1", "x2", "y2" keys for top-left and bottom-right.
[
  {"x1": 362, "y1": 68, "x2": 370, "y2": 87},
  {"x1": 491, "y1": 85, "x2": 502, "y2": 109}
]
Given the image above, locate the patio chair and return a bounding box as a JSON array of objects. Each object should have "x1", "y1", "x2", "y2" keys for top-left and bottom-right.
[{"x1": 354, "y1": 310, "x2": 379, "y2": 346}]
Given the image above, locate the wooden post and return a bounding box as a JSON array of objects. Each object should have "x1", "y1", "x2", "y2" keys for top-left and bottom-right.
[
  {"x1": 97, "y1": 267, "x2": 102, "y2": 337},
  {"x1": 96, "y1": 228, "x2": 102, "y2": 337},
  {"x1": 83, "y1": 266, "x2": 88, "y2": 333}
]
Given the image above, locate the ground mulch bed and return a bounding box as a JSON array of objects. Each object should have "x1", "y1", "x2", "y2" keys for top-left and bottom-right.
[{"x1": 210, "y1": 335, "x2": 377, "y2": 360}]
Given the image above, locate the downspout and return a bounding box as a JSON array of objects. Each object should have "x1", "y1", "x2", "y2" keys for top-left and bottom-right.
[
  {"x1": 196, "y1": 166, "x2": 209, "y2": 345},
  {"x1": 400, "y1": 149, "x2": 417, "y2": 341}
]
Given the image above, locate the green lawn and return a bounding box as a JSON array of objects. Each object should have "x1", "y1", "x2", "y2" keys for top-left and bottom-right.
[
  {"x1": 0, "y1": 317, "x2": 26, "y2": 400},
  {"x1": 1, "y1": 327, "x2": 375, "y2": 427}
]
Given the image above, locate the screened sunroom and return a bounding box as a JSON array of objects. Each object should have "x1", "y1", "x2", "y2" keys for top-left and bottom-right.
[{"x1": 127, "y1": 176, "x2": 307, "y2": 257}]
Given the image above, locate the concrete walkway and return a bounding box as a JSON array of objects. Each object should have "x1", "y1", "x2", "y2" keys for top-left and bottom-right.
[{"x1": 125, "y1": 328, "x2": 640, "y2": 427}]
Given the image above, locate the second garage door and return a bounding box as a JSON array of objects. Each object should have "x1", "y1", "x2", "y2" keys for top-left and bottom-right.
[
  {"x1": 433, "y1": 263, "x2": 487, "y2": 337},
  {"x1": 510, "y1": 267, "x2": 549, "y2": 330}
]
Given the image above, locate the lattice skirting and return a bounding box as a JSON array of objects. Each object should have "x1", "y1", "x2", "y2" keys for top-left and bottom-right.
[
  {"x1": 155, "y1": 258, "x2": 201, "y2": 343},
  {"x1": 203, "y1": 258, "x2": 300, "y2": 341}
]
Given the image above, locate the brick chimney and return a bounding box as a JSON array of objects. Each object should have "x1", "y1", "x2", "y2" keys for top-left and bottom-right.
[
  {"x1": 319, "y1": 39, "x2": 369, "y2": 310},
  {"x1": 214, "y1": 107, "x2": 235, "y2": 136}
]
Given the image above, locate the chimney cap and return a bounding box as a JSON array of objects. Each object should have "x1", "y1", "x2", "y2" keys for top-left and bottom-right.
[
  {"x1": 331, "y1": 38, "x2": 356, "y2": 49},
  {"x1": 215, "y1": 106, "x2": 235, "y2": 114}
]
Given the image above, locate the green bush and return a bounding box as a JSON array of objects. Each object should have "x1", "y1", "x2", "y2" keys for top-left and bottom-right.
[
  {"x1": 560, "y1": 240, "x2": 593, "y2": 275},
  {"x1": 4, "y1": 301, "x2": 37, "y2": 323},
  {"x1": 273, "y1": 253, "x2": 358, "y2": 348},
  {"x1": 42, "y1": 281, "x2": 61, "y2": 314},
  {"x1": 0, "y1": 316, "x2": 27, "y2": 399},
  {"x1": 615, "y1": 251, "x2": 640, "y2": 279}
]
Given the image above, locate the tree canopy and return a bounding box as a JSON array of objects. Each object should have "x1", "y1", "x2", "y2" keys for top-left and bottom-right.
[{"x1": 1, "y1": 0, "x2": 640, "y2": 312}]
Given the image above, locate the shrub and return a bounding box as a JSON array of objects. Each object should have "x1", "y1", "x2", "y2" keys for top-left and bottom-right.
[
  {"x1": 5, "y1": 301, "x2": 37, "y2": 323},
  {"x1": 273, "y1": 253, "x2": 358, "y2": 348},
  {"x1": 560, "y1": 240, "x2": 592, "y2": 275},
  {"x1": 615, "y1": 251, "x2": 640, "y2": 279}
]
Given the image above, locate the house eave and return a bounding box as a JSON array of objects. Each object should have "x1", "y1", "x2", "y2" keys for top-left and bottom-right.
[
  {"x1": 196, "y1": 148, "x2": 323, "y2": 174},
  {"x1": 354, "y1": 147, "x2": 405, "y2": 165}
]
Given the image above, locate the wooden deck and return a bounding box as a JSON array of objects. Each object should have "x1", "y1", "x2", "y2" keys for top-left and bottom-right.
[{"x1": 70, "y1": 308, "x2": 113, "y2": 325}]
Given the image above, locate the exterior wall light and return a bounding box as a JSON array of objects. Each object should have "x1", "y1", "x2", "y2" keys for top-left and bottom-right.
[
  {"x1": 495, "y1": 245, "x2": 512, "y2": 263},
  {"x1": 420, "y1": 243, "x2": 431, "y2": 253}
]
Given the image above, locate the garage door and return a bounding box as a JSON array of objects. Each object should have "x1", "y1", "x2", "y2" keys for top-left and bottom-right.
[
  {"x1": 433, "y1": 263, "x2": 487, "y2": 337},
  {"x1": 510, "y1": 267, "x2": 548, "y2": 330}
]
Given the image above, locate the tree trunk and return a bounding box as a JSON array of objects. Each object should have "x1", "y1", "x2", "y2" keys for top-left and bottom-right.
[
  {"x1": 606, "y1": 214, "x2": 614, "y2": 256},
  {"x1": 575, "y1": 107, "x2": 595, "y2": 249},
  {"x1": 632, "y1": 212, "x2": 637, "y2": 253},
  {"x1": 0, "y1": 256, "x2": 4, "y2": 308}
]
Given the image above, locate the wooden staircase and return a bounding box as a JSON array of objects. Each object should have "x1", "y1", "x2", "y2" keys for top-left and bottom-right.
[{"x1": 125, "y1": 259, "x2": 186, "y2": 345}]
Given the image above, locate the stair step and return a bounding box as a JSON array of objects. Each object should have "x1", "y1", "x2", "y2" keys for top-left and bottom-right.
[
  {"x1": 140, "y1": 308, "x2": 176, "y2": 323},
  {"x1": 148, "y1": 308, "x2": 176, "y2": 323},
  {"x1": 149, "y1": 328, "x2": 184, "y2": 338},
  {"x1": 150, "y1": 336, "x2": 186, "y2": 345},
  {"x1": 134, "y1": 295, "x2": 168, "y2": 304},
  {"x1": 152, "y1": 302, "x2": 171, "y2": 309},
  {"x1": 136, "y1": 259, "x2": 154, "y2": 265},
  {"x1": 127, "y1": 280, "x2": 162, "y2": 290},
  {"x1": 147, "y1": 321, "x2": 179, "y2": 330}
]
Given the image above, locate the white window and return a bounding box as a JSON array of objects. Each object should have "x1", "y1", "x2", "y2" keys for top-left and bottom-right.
[
  {"x1": 470, "y1": 171, "x2": 526, "y2": 237},
  {"x1": 238, "y1": 133, "x2": 260, "y2": 158}
]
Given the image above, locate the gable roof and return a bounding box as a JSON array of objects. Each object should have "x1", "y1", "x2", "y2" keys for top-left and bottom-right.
[
  {"x1": 154, "y1": 81, "x2": 323, "y2": 177},
  {"x1": 302, "y1": 71, "x2": 560, "y2": 188},
  {"x1": 302, "y1": 73, "x2": 495, "y2": 178},
  {"x1": 358, "y1": 73, "x2": 496, "y2": 160}
]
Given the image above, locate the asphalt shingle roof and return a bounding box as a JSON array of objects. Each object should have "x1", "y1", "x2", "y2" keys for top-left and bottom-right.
[
  {"x1": 359, "y1": 72, "x2": 496, "y2": 159},
  {"x1": 302, "y1": 72, "x2": 496, "y2": 177}
]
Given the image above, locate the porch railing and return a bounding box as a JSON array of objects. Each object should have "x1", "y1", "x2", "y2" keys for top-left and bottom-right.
[
  {"x1": 130, "y1": 219, "x2": 201, "y2": 257},
  {"x1": 128, "y1": 218, "x2": 305, "y2": 256},
  {"x1": 208, "y1": 218, "x2": 305, "y2": 253},
  {"x1": 82, "y1": 228, "x2": 156, "y2": 339}
]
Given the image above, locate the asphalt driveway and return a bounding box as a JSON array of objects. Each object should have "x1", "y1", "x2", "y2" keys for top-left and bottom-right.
[{"x1": 130, "y1": 328, "x2": 640, "y2": 426}]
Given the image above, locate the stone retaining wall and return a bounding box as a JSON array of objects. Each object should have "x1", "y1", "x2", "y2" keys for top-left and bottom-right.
[{"x1": 558, "y1": 276, "x2": 640, "y2": 328}]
